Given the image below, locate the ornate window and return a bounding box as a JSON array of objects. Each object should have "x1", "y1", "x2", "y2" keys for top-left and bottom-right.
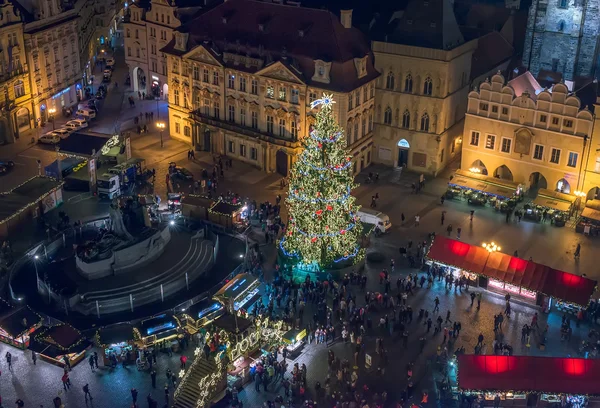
[
  {"x1": 423, "y1": 77, "x2": 433, "y2": 95},
  {"x1": 14, "y1": 80, "x2": 25, "y2": 98},
  {"x1": 402, "y1": 110, "x2": 410, "y2": 129},
  {"x1": 386, "y1": 72, "x2": 395, "y2": 90},
  {"x1": 420, "y1": 113, "x2": 430, "y2": 131},
  {"x1": 404, "y1": 74, "x2": 413, "y2": 93},
  {"x1": 384, "y1": 107, "x2": 392, "y2": 125}
]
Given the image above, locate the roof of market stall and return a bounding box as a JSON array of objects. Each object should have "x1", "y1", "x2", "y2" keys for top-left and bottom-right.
[
  {"x1": 458, "y1": 355, "x2": 600, "y2": 395},
  {"x1": 212, "y1": 313, "x2": 253, "y2": 334},
  {"x1": 0, "y1": 176, "x2": 63, "y2": 225},
  {"x1": 427, "y1": 236, "x2": 596, "y2": 306},
  {"x1": 0, "y1": 301, "x2": 42, "y2": 338},
  {"x1": 585, "y1": 200, "x2": 600, "y2": 211},
  {"x1": 449, "y1": 174, "x2": 516, "y2": 199},
  {"x1": 581, "y1": 207, "x2": 600, "y2": 222},
  {"x1": 531, "y1": 197, "x2": 572, "y2": 212},
  {"x1": 214, "y1": 273, "x2": 258, "y2": 299},
  {"x1": 537, "y1": 188, "x2": 577, "y2": 204},
  {"x1": 97, "y1": 323, "x2": 135, "y2": 346},
  {"x1": 138, "y1": 313, "x2": 179, "y2": 337}
]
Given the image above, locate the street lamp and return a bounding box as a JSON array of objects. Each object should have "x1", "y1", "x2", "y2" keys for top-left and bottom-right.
[
  {"x1": 48, "y1": 108, "x2": 56, "y2": 130},
  {"x1": 482, "y1": 242, "x2": 501, "y2": 253},
  {"x1": 469, "y1": 167, "x2": 481, "y2": 174},
  {"x1": 156, "y1": 121, "x2": 165, "y2": 148}
]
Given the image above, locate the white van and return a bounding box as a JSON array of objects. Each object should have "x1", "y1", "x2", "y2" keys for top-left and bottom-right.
[
  {"x1": 357, "y1": 208, "x2": 392, "y2": 235},
  {"x1": 76, "y1": 108, "x2": 96, "y2": 119}
]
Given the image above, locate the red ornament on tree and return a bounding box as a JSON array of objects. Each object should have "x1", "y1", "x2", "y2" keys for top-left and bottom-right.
[
  {"x1": 311, "y1": 236, "x2": 318, "y2": 243},
  {"x1": 318, "y1": 143, "x2": 323, "y2": 148},
  {"x1": 288, "y1": 230, "x2": 293, "y2": 236},
  {"x1": 315, "y1": 209, "x2": 323, "y2": 216},
  {"x1": 326, "y1": 205, "x2": 333, "y2": 211},
  {"x1": 340, "y1": 229, "x2": 346, "y2": 235}
]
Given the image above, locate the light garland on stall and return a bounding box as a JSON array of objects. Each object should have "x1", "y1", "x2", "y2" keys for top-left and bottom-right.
[
  {"x1": 35, "y1": 324, "x2": 86, "y2": 351},
  {"x1": 0, "y1": 176, "x2": 64, "y2": 226}
]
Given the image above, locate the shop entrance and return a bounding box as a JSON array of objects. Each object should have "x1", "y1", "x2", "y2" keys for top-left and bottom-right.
[
  {"x1": 15, "y1": 108, "x2": 31, "y2": 134},
  {"x1": 203, "y1": 129, "x2": 211, "y2": 152},
  {"x1": 276, "y1": 150, "x2": 288, "y2": 177},
  {"x1": 556, "y1": 178, "x2": 571, "y2": 194},
  {"x1": 493, "y1": 165, "x2": 513, "y2": 181},
  {"x1": 132, "y1": 66, "x2": 146, "y2": 94},
  {"x1": 397, "y1": 139, "x2": 410, "y2": 167}
]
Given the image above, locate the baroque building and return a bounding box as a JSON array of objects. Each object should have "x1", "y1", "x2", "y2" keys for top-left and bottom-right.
[
  {"x1": 371, "y1": 0, "x2": 514, "y2": 175},
  {"x1": 161, "y1": 0, "x2": 378, "y2": 176},
  {"x1": 0, "y1": 0, "x2": 32, "y2": 143},
  {"x1": 523, "y1": 0, "x2": 600, "y2": 82},
  {"x1": 462, "y1": 72, "x2": 593, "y2": 193},
  {"x1": 123, "y1": 0, "x2": 206, "y2": 100}
]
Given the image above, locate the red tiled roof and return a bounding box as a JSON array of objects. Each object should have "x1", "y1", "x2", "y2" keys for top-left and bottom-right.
[
  {"x1": 181, "y1": 0, "x2": 371, "y2": 62},
  {"x1": 471, "y1": 31, "x2": 514, "y2": 79}
]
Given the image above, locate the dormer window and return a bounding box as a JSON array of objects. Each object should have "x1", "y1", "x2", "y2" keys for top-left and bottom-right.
[
  {"x1": 258, "y1": 24, "x2": 264, "y2": 32},
  {"x1": 354, "y1": 56, "x2": 368, "y2": 79},
  {"x1": 312, "y1": 60, "x2": 332, "y2": 84}
]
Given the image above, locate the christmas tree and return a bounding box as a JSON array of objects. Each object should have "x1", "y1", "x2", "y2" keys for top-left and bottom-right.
[{"x1": 280, "y1": 94, "x2": 363, "y2": 268}]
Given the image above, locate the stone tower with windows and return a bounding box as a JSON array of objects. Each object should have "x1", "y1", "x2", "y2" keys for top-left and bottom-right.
[{"x1": 523, "y1": 0, "x2": 600, "y2": 81}]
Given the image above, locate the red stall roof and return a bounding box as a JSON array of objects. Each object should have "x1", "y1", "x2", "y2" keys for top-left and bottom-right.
[
  {"x1": 458, "y1": 355, "x2": 600, "y2": 395},
  {"x1": 426, "y1": 236, "x2": 489, "y2": 275},
  {"x1": 427, "y1": 236, "x2": 596, "y2": 306}
]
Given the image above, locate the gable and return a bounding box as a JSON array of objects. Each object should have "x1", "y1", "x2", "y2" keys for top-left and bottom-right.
[
  {"x1": 257, "y1": 62, "x2": 304, "y2": 85},
  {"x1": 184, "y1": 46, "x2": 222, "y2": 67}
]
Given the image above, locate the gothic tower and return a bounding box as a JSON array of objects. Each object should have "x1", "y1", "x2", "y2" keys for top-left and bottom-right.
[{"x1": 523, "y1": 0, "x2": 600, "y2": 81}]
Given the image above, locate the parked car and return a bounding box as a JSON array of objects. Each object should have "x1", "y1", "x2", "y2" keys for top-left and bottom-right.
[
  {"x1": 38, "y1": 133, "x2": 61, "y2": 144},
  {"x1": 53, "y1": 128, "x2": 74, "y2": 139},
  {"x1": 170, "y1": 166, "x2": 194, "y2": 180},
  {"x1": 106, "y1": 58, "x2": 115, "y2": 67},
  {"x1": 102, "y1": 76, "x2": 111, "y2": 83},
  {"x1": 0, "y1": 159, "x2": 15, "y2": 175},
  {"x1": 65, "y1": 119, "x2": 88, "y2": 130}
]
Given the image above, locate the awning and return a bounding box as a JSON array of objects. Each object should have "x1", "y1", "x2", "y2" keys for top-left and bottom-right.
[
  {"x1": 428, "y1": 236, "x2": 596, "y2": 306},
  {"x1": 537, "y1": 188, "x2": 577, "y2": 204},
  {"x1": 449, "y1": 174, "x2": 516, "y2": 198},
  {"x1": 483, "y1": 184, "x2": 516, "y2": 199},
  {"x1": 484, "y1": 252, "x2": 550, "y2": 293},
  {"x1": 427, "y1": 236, "x2": 489, "y2": 274},
  {"x1": 532, "y1": 197, "x2": 572, "y2": 212},
  {"x1": 458, "y1": 355, "x2": 600, "y2": 395},
  {"x1": 448, "y1": 176, "x2": 489, "y2": 192},
  {"x1": 586, "y1": 199, "x2": 600, "y2": 211},
  {"x1": 581, "y1": 207, "x2": 600, "y2": 221}
]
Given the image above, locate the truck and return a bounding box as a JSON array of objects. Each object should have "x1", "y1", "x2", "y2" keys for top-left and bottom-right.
[{"x1": 97, "y1": 173, "x2": 121, "y2": 199}]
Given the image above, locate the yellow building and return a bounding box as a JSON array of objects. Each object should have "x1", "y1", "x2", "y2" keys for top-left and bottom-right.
[
  {"x1": 462, "y1": 72, "x2": 593, "y2": 193},
  {"x1": 161, "y1": 0, "x2": 378, "y2": 176},
  {"x1": 0, "y1": 0, "x2": 33, "y2": 143},
  {"x1": 371, "y1": 0, "x2": 514, "y2": 176}
]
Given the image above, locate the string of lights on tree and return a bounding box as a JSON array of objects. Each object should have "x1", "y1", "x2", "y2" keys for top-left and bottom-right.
[{"x1": 280, "y1": 94, "x2": 363, "y2": 267}]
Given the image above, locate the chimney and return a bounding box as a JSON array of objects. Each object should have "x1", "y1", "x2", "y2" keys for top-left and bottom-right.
[{"x1": 340, "y1": 9, "x2": 352, "y2": 29}]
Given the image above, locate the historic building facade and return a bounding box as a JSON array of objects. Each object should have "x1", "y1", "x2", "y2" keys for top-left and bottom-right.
[
  {"x1": 463, "y1": 73, "x2": 593, "y2": 193},
  {"x1": 523, "y1": 0, "x2": 600, "y2": 81},
  {"x1": 0, "y1": 0, "x2": 33, "y2": 143},
  {"x1": 123, "y1": 0, "x2": 205, "y2": 100},
  {"x1": 162, "y1": 0, "x2": 378, "y2": 176}
]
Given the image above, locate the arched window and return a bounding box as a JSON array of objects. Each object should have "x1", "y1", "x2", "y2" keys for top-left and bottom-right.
[
  {"x1": 559, "y1": 0, "x2": 567, "y2": 8},
  {"x1": 386, "y1": 72, "x2": 395, "y2": 90},
  {"x1": 402, "y1": 110, "x2": 411, "y2": 129},
  {"x1": 423, "y1": 77, "x2": 433, "y2": 95},
  {"x1": 13, "y1": 80, "x2": 24, "y2": 98},
  {"x1": 384, "y1": 107, "x2": 392, "y2": 125},
  {"x1": 404, "y1": 74, "x2": 413, "y2": 93},
  {"x1": 558, "y1": 20, "x2": 565, "y2": 31},
  {"x1": 420, "y1": 113, "x2": 430, "y2": 131},
  {"x1": 347, "y1": 123, "x2": 352, "y2": 143}
]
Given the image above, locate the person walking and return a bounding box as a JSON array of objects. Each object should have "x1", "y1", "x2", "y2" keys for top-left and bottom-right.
[
  {"x1": 470, "y1": 210, "x2": 474, "y2": 221},
  {"x1": 5, "y1": 351, "x2": 11, "y2": 370},
  {"x1": 441, "y1": 212, "x2": 445, "y2": 225},
  {"x1": 61, "y1": 372, "x2": 71, "y2": 390},
  {"x1": 83, "y1": 383, "x2": 93, "y2": 402},
  {"x1": 31, "y1": 351, "x2": 37, "y2": 365},
  {"x1": 433, "y1": 297, "x2": 440, "y2": 312},
  {"x1": 415, "y1": 215, "x2": 420, "y2": 226},
  {"x1": 477, "y1": 333, "x2": 484, "y2": 347},
  {"x1": 93, "y1": 351, "x2": 99, "y2": 369},
  {"x1": 180, "y1": 355, "x2": 187, "y2": 369},
  {"x1": 574, "y1": 243, "x2": 581, "y2": 259},
  {"x1": 151, "y1": 369, "x2": 157, "y2": 388},
  {"x1": 131, "y1": 388, "x2": 138, "y2": 404}
]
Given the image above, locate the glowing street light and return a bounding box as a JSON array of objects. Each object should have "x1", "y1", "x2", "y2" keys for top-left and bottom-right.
[
  {"x1": 48, "y1": 108, "x2": 56, "y2": 130},
  {"x1": 156, "y1": 121, "x2": 166, "y2": 148},
  {"x1": 482, "y1": 242, "x2": 501, "y2": 253},
  {"x1": 469, "y1": 167, "x2": 481, "y2": 174},
  {"x1": 574, "y1": 190, "x2": 587, "y2": 198}
]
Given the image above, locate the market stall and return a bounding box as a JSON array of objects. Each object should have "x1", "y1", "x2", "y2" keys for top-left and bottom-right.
[
  {"x1": 214, "y1": 273, "x2": 261, "y2": 313},
  {"x1": 208, "y1": 201, "x2": 248, "y2": 230},
  {"x1": 211, "y1": 313, "x2": 258, "y2": 389},
  {"x1": 181, "y1": 195, "x2": 215, "y2": 221},
  {"x1": 179, "y1": 298, "x2": 224, "y2": 333},
  {"x1": 29, "y1": 324, "x2": 90, "y2": 368},
  {"x1": 282, "y1": 328, "x2": 307, "y2": 358},
  {"x1": 135, "y1": 313, "x2": 181, "y2": 347},
  {"x1": 447, "y1": 170, "x2": 521, "y2": 212},
  {"x1": 577, "y1": 205, "x2": 600, "y2": 236},
  {"x1": 457, "y1": 355, "x2": 600, "y2": 407},
  {"x1": 427, "y1": 236, "x2": 596, "y2": 308},
  {"x1": 0, "y1": 300, "x2": 42, "y2": 349},
  {"x1": 96, "y1": 323, "x2": 137, "y2": 366}
]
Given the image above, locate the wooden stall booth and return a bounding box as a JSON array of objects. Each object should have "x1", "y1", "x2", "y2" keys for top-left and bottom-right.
[
  {"x1": 135, "y1": 313, "x2": 181, "y2": 348},
  {"x1": 0, "y1": 299, "x2": 42, "y2": 349},
  {"x1": 179, "y1": 298, "x2": 224, "y2": 334},
  {"x1": 208, "y1": 201, "x2": 248, "y2": 231},
  {"x1": 181, "y1": 194, "x2": 215, "y2": 220},
  {"x1": 214, "y1": 273, "x2": 261, "y2": 313},
  {"x1": 96, "y1": 323, "x2": 137, "y2": 366},
  {"x1": 577, "y1": 199, "x2": 600, "y2": 236},
  {"x1": 29, "y1": 324, "x2": 90, "y2": 368}
]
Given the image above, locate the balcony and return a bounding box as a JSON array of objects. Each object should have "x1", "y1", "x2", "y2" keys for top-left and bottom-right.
[
  {"x1": 0, "y1": 66, "x2": 28, "y2": 83},
  {"x1": 190, "y1": 110, "x2": 299, "y2": 148}
]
